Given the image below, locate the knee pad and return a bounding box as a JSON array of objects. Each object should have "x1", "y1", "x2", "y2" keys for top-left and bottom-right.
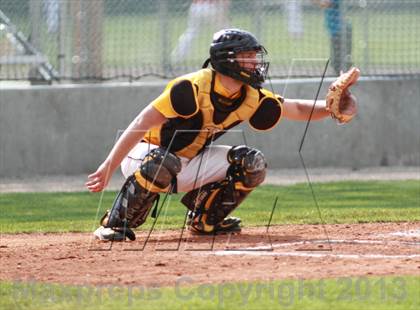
[
  {"x1": 227, "y1": 145, "x2": 267, "y2": 189},
  {"x1": 136, "y1": 148, "x2": 182, "y2": 192},
  {"x1": 101, "y1": 148, "x2": 181, "y2": 229}
]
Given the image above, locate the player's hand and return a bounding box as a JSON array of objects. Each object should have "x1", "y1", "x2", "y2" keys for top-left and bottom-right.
[{"x1": 85, "y1": 161, "x2": 113, "y2": 192}]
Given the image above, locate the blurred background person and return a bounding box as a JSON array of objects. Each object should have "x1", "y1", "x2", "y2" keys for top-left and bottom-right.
[
  {"x1": 170, "y1": 0, "x2": 230, "y2": 68},
  {"x1": 313, "y1": 0, "x2": 352, "y2": 74},
  {"x1": 43, "y1": 0, "x2": 59, "y2": 33},
  {"x1": 285, "y1": 0, "x2": 303, "y2": 39}
]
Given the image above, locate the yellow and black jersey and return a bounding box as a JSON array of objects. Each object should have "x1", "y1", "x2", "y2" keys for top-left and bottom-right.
[{"x1": 143, "y1": 69, "x2": 284, "y2": 159}]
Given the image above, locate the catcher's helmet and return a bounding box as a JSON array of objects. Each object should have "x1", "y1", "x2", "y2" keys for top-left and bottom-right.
[{"x1": 203, "y1": 29, "x2": 269, "y2": 88}]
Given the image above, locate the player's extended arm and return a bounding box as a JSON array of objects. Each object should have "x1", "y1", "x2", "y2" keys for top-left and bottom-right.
[
  {"x1": 86, "y1": 105, "x2": 167, "y2": 192},
  {"x1": 282, "y1": 99, "x2": 330, "y2": 121},
  {"x1": 282, "y1": 67, "x2": 359, "y2": 123}
]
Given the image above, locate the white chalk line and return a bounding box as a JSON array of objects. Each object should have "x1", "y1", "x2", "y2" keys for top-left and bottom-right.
[
  {"x1": 222, "y1": 239, "x2": 420, "y2": 251},
  {"x1": 208, "y1": 239, "x2": 420, "y2": 259},
  {"x1": 212, "y1": 251, "x2": 420, "y2": 260},
  {"x1": 381, "y1": 229, "x2": 420, "y2": 238}
]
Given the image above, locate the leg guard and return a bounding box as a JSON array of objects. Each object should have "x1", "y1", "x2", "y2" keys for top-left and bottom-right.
[
  {"x1": 183, "y1": 181, "x2": 245, "y2": 234},
  {"x1": 182, "y1": 145, "x2": 266, "y2": 234},
  {"x1": 96, "y1": 148, "x2": 181, "y2": 241}
]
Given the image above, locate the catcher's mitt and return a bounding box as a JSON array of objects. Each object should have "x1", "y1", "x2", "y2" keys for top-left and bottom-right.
[{"x1": 326, "y1": 67, "x2": 360, "y2": 124}]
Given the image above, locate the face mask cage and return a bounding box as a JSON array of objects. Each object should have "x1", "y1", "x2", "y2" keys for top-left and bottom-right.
[
  {"x1": 230, "y1": 49, "x2": 267, "y2": 69},
  {"x1": 221, "y1": 47, "x2": 270, "y2": 86}
]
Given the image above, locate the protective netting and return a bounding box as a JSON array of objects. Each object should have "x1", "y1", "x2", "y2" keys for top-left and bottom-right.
[{"x1": 0, "y1": 0, "x2": 419, "y2": 82}]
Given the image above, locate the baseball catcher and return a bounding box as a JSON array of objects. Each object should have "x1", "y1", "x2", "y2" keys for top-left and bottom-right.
[{"x1": 86, "y1": 28, "x2": 359, "y2": 241}]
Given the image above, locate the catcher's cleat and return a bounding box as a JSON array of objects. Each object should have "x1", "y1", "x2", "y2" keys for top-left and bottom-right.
[
  {"x1": 215, "y1": 216, "x2": 242, "y2": 233},
  {"x1": 188, "y1": 216, "x2": 242, "y2": 235},
  {"x1": 93, "y1": 226, "x2": 136, "y2": 241}
]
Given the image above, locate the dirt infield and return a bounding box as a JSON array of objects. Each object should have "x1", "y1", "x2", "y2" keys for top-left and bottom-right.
[{"x1": 1, "y1": 222, "x2": 419, "y2": 286}]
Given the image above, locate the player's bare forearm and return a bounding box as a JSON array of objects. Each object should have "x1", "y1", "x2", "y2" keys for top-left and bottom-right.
[
  {"x1": 104, "y1": 105, "x2": 166, "y2": 173},
  {"x1": 282, "y1": 99, "x2": 330, "y2": 121},
  {"x1": 104, "y1": 105, "x2": 166, "y2": 171},
  {"x1": 86, "y1": 105, "x2": 167, "y2": 192}
]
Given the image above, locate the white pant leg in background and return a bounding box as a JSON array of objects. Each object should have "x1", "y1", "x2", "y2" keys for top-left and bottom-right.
[
  {"x1": 170, "y1": 1, "x2": 230, "y2": 63},
  {"x1": 285, "y1": 0, "x2": 303, "y2": 38},
  {"x1": 170, "y1": 2, "x2": 203, "y2": 62},
  {"x1": 120, "y1": 143, "x2": 231, "y2": 193}
]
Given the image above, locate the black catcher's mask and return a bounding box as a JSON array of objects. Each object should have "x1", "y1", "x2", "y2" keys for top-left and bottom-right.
[{"x1": 202, "y1": 29, "x2": 269, "y2": 89}]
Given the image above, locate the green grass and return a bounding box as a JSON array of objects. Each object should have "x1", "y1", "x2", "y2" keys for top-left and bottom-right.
[
  {"x1": 101, "y1": 10, "x2": 420, "y2": 68},
  {"x1": 1, "y1": 276, "x2": 419, "y2": 310},
  {"x1": 0, "y1": 180, "x2": 419, "y2": 234},
  {"x1": 100, "y1": 9, "x2": 420, "y2": 74},
  {"x1": 0, "y1": 180, "x2": 419, "y2": 309},
  {"x1": 3, "y1": 8, "x2": 419, "y2": 75}
]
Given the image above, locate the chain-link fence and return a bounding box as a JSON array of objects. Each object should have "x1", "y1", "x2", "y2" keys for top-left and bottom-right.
[{"x1": 0, "y1": 0, "x2": 419, "y2": 82}]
